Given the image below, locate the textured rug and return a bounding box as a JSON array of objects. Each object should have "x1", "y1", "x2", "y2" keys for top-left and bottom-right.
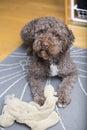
[{"x1": 0, "y1": 45, "x2": 87, "y2": 130}]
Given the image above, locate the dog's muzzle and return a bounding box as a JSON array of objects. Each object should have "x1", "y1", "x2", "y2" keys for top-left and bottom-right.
[{"x1": 41, "y1": 42, "x2": 49, "y2": 51}]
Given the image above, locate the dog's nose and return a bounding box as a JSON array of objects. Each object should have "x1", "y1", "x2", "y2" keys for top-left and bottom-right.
[{"x1": 41, "y1": 42, "x2": 49, "y2": 50}]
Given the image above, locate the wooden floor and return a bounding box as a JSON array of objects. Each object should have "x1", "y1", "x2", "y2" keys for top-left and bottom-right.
[{"x1": 0, "y1": 0, "x2": 87, "y2": 61}]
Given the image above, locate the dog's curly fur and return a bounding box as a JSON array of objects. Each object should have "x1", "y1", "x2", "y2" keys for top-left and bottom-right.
[{"x1": 21, "y1": 16, "x2": 78, "y2": 107}]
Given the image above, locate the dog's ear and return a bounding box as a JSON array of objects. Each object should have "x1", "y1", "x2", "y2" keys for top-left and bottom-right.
[
  {"x1": 59, "y1": 26, "x2": 75, "y2": 53},
  {"x1": 67, "y1": 27, "x2": 75, "y2": 45}
]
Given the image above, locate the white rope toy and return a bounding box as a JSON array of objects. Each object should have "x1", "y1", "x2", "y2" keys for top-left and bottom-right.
[{"x1": 0, "y1": 84, "x2": 59, "y2": 130}]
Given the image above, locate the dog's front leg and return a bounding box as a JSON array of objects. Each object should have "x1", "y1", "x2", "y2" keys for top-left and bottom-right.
[
  {"x1": 57, "y1": 72, "x2": 78, "y2": 108},
  {"x1": 28, "y1": 76, "x2": 45, "y2": 106}
]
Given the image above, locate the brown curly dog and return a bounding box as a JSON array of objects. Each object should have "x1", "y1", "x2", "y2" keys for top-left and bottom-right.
[{"x1": 21, "y1": 16, "x2": 78, "y2": 108}]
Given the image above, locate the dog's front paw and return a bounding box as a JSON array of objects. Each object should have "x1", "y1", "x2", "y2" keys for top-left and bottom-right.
[
  {"x1": 34, "y1": 94, "x2": 45, "y2": 106},
  {"x1": 57, "y1": 89, "x2": 71, "y2": 108}
]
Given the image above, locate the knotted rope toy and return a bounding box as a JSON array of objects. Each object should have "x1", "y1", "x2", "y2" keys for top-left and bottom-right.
[{"x1": 0, "y1": 84, "x2": 59, "y2": 130}]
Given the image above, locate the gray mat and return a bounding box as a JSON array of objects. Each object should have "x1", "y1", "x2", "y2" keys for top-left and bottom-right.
[{"x1": 0, "y1": 45, "x2": 87, "y2": 130}]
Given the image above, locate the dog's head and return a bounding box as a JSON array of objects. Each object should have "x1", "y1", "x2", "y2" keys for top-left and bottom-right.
[
  {"x1": 33, "y1": 34, "x2": 61, "y2": 60},
  {"x1": 33, "y1": 31, "x2": 74, "y2": 60}
]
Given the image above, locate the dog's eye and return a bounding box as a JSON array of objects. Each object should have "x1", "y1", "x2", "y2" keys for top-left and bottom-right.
[
  {"x1": 37, "y1": 30, "x2": 44, "y2": 34},
  {"x1": 55, "y1": 34, "x2": 60, "y2": 38},
  {"x1": 52, "y1": 31, "x2": 60, "y2": 38}
]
